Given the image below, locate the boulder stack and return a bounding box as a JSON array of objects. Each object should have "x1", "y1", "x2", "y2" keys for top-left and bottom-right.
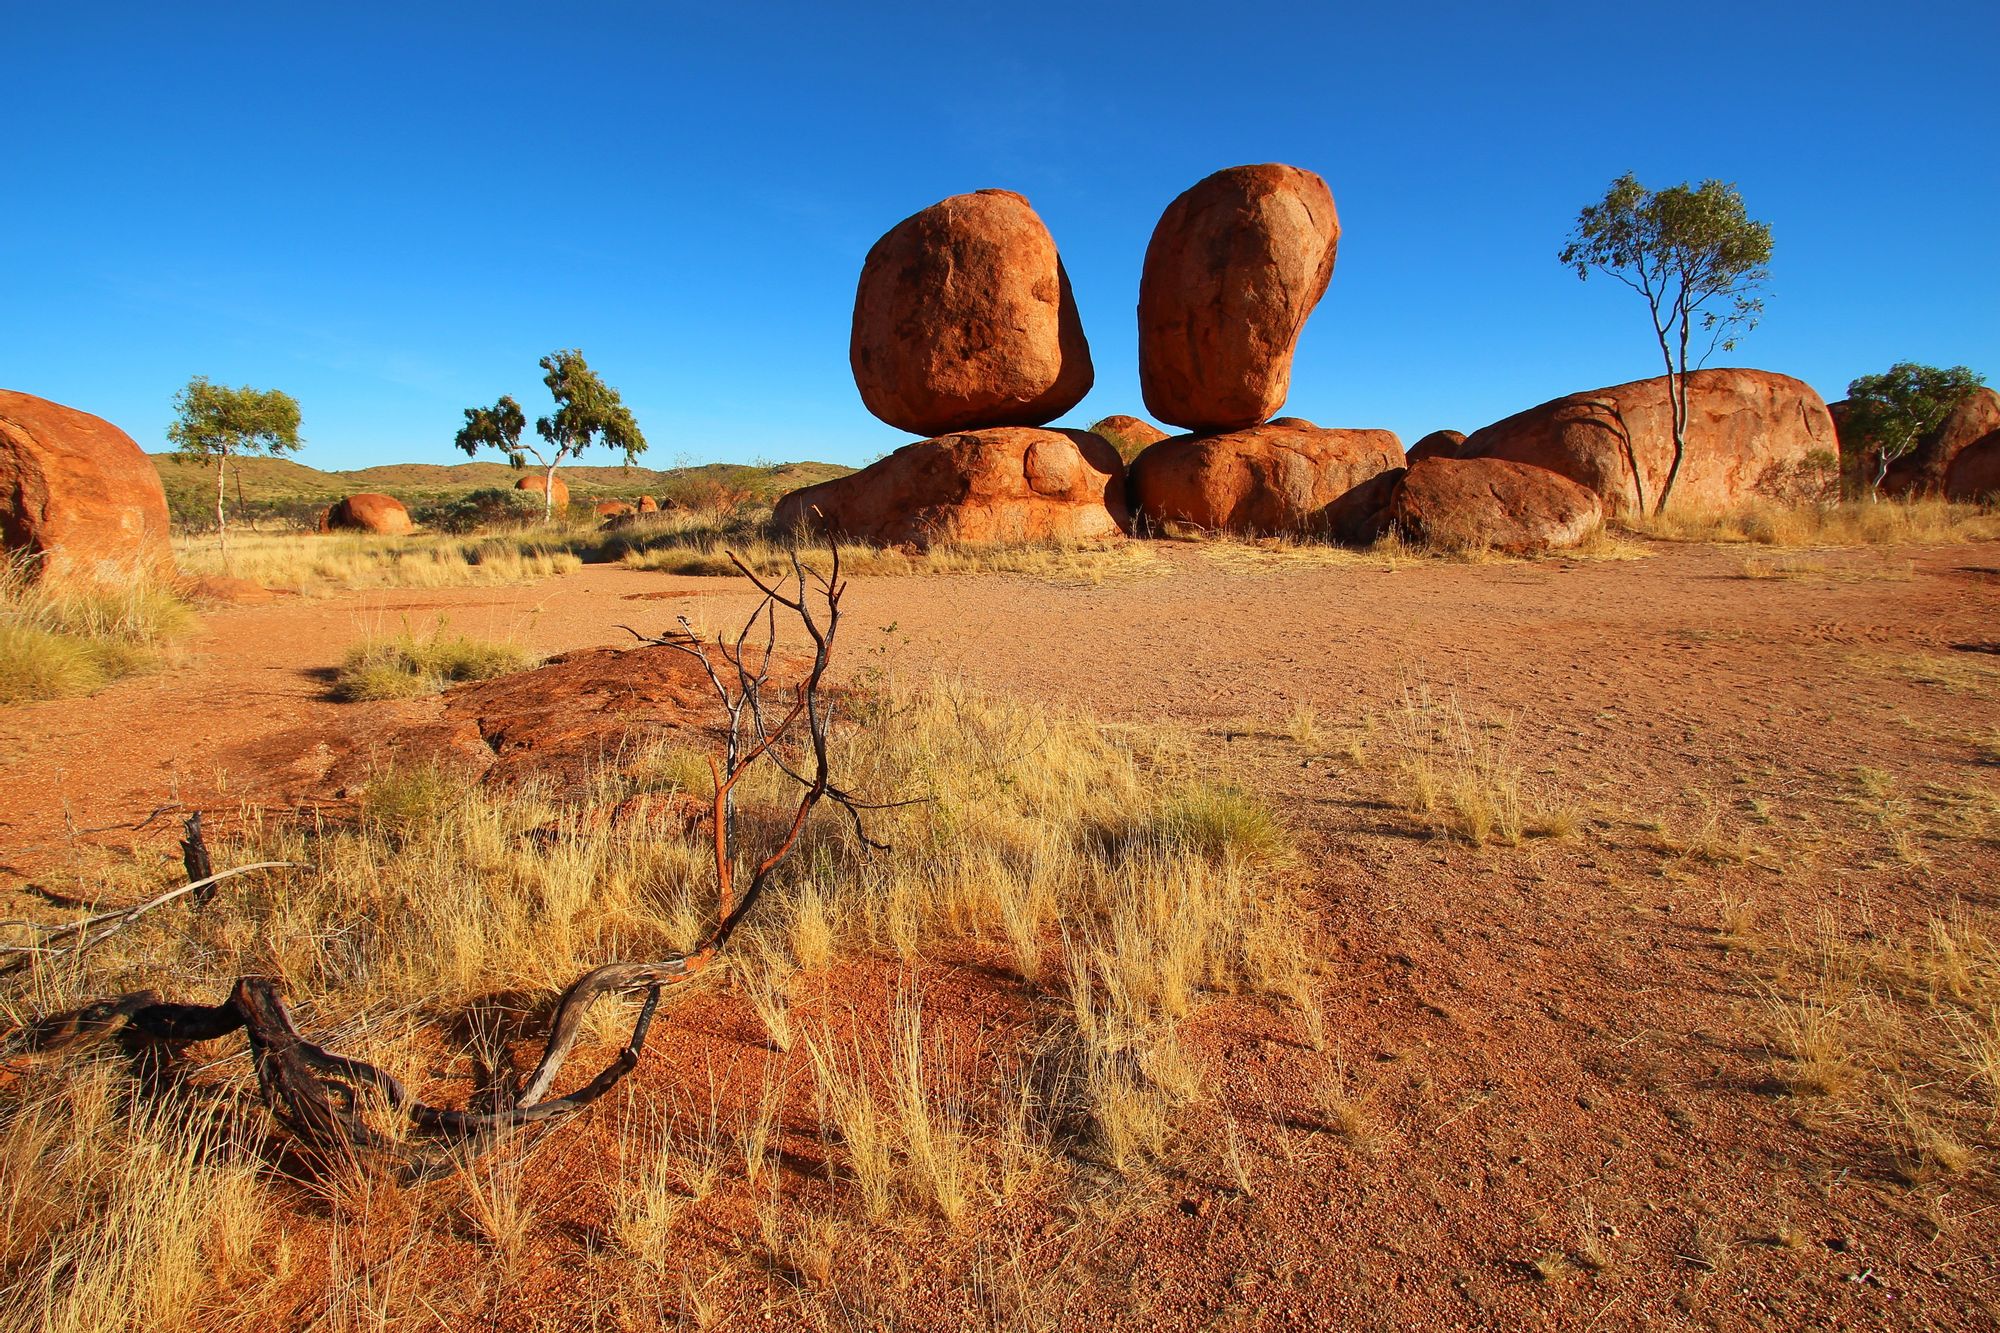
[
  {"x1": 850, "y1": 189, "x2": 1093, "y2": 438},
  {"x1": 1127, "y1": 422, "x2": 1403, "y2": 535},
  {"x1": 1138, "y1": 164, "x2": 1340, "y2": 434},
  {"x1": 1459, "y1": 369, "x2": 1835, "y2": 517},
  {"x1": 774, "y1": 428, "x2": 1126, "y2": 548},
  {"x1": 0, "y1": 389, "x2": 173, "y2": 582},
  {"x1": 324, "y1": 493, "x2": 414, "y2": 535}
]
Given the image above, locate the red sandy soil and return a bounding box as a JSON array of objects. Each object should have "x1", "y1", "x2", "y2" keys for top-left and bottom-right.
[{"x1": 3, "y1": 540, "x2": 1998, "y2": 1329}]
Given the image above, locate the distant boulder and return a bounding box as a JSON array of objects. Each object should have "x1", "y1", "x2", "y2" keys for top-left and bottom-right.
[
  {"x1": 1088, "y1": 414, "x2": 1169, "y2": 463},
  {"x1": 1459, "y1": 369, "x2": 1835, "y2": 517},
  {"x1": 1883, "y1": 387, "x2": 2000, "y2": 496},
  {"x1": 1127, "y1": 422, "x2": 1403, "y2": 535},
  {"x1": 1407, "y1": 430, "x2": 1465, "y2": 463},
  {"x1": 324, "y1": 493, "x2": 414, "y2": 535},
  {"x1": 516, "y1": 474, "x2": 569, "y2": 509},
  {"x1": 0, "y1": 389, "x2": 173, "y2": 582},
  {"x1": 1389, "y1": 457, "x2": 1604, "y2": 554},
  {"x1": 773, "y1": 427, "x2": 1126, "y2": 549},
  {"x1": 1138, "y1": 164, "x2": 1340, "y2": 433},
  {"x1": 636, "y1": 495, "x2": 660, "y2": 514},
  {"x1": 594, "y1": 499, "x2": 637, "y2": 521},
  {"x1": 851, "y1": 190, "x2": 1093, "y2": 437}
]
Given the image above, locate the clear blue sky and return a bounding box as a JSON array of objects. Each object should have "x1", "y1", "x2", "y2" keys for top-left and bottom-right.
[{"x1": 5, "y1": 2, "x2": 1995, "y2": 470}]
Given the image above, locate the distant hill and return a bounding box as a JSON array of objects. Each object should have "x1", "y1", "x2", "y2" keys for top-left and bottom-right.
[{"x1": 149, "y1": 454, "x2": 852, "y2": 527}]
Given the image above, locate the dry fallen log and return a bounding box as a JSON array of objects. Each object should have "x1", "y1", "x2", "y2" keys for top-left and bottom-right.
[{"x1": 6, "y1": 541, "x2": 878, "y2": 1180}]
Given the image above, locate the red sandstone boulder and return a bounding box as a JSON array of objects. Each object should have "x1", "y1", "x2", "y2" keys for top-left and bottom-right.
[
  {"x1": 636, "y1": 495, "x2": 660, "y2": 514},
  {"x1": 1322, "y1": 467, "x2": 1405, "y2": 546},
  {"x1": 1407, "y1": 430, "x2": 1465, "y2": 463},
  {"x1": 1138, "y1": 164, "x2": 1340, "y2": 433},
  {"x1": 850, "y1": 190, "x2": 1093, "y2": 437},
  {"x1": 1883, "y1": 387, "x2": 2000, "y2": 496},
  {"x1": 1088, "y1": 414, "x2": 1169, "y2": 464},
  {"x1": 594, "y1": 499, "x2": 637, "y2": 520},
  {"x1": 516, "y1": 474, "x2": 569, "y2": 509},
  {"x1": 1458, "y1": 369, "x2": 1835, "y2": 517},
  {"x1": 773, "y1": 427, "x2": 1126, "y2": 549},
  {"x1": 1389, "y1": 457, "x2": 1604, "y2": 554},
  {"x1": 0, "y1": 389, "x2": 173, "y2": 582},
  {"x1": 1944, "y1": 432, "x2": 2000, "y2": 501},
  {"x1": 1127, "y1": 422, "x2": 1403, "y2": 535},
  {"x1": 324, "y1": 493, "x2": 414, "y2": 535}
]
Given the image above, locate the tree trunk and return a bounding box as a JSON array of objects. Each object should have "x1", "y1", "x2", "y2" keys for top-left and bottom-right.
[
  {"x1": 543, "y1": 461, "x2": 559, "y2": 523},
  {"x1": 214, "y1": 450, "x2": 231, "y2": 569}
]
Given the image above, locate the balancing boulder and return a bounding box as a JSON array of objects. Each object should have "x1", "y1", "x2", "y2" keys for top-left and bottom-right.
[
  {"x1": 850, "y1": 190, "x2": 1093, "y2": 438},
  {"x1": 1138, "y1": 164, "x2": 1340, "y2": 433}
]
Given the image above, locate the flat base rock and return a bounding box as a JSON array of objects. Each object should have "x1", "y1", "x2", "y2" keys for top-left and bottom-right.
[
  {"x1": 1128, "y1": 422, "x2": 1402, "y2": 535},
  {"x1": 1388, "y1": 457, "x2": 1604, "y2": 554},
  {"x1": 773, "y1": 427, "x2": 1127, "y2": 549}
]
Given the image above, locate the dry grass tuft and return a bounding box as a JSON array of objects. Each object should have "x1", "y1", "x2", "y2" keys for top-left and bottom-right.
[
  {"x1": 0, "y1": 560, "x2": 195, "y2": 704},
  {"x1": 1388, "y1": 685, "x2": 1577, "y2": 845},
  {"x1": 1623, "y1": 497, "x2": 2000, "y2": 547},
  {"x1": 175, "y1": 530, "x2": 583, "y2": 593},
  {"x1": 332, "y1": 617, "x2": 535, "y2": 700}
]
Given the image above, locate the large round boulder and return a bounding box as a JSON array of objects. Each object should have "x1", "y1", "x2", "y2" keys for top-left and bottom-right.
[
  {"x1": 850, "y1": 190, "x2": 1093, "y2": 438},
  {"x1": 1088, "y1": 414, "x2": 1169, "y2": 463},
  {"x1": 773, "y1": 427, "x2": 1126, "y2": 549},
  {"x1": 324, "y1": 493, "x2": 414, "y2": 535},
  {"x1": 0, "y1": 389, "x2": 173, "y2": 583},
  {"x1": 1407, "y1": 430, "x2": 1465, "y2": 463},
  {"x1": 1389, "y1": 457, "x2": 1604, "y2": 554},
  {"x1": 1944, "y1": 433, "x2": 2000, "y2": 501},
  {"x1": 516, "y1": 474, "x2": 569, "y2": 509},
  {"x1": 635, "y1": 495, "x2": 660, "y2": 514},
  {"x1": 1882, "y1": 387, "x2": 2000, "y2": 496},
  {"x1": 1138, "y1": 164, "x2": 1340, "y2": 433},
  {"x1": 1127, "y1": 422, "x2": 1402, "y2": 535},
  {"x1": 1458, "y1": 369, "x2": 1835, "y2": 518}
]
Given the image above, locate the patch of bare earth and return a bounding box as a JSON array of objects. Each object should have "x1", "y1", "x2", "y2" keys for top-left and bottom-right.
[{"x1": 2, "y1": 538, "x2": 1997, "y2": 1328}]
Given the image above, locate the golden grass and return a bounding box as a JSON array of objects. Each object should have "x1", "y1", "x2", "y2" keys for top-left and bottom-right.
[
  {"x1": 174, "y1": 530, "x2": 583, "y2": 593},
  {"x1": 0, "y1": 561, "x2": 195, "y2": 704},
  {"x1": 332, "y1": 617, "x2": 536, "y2": 701},
  {"x1": 1624, "y1": 498, "x2": 2000, "y2": 547},
  {"x1": 1388, "y1": 685, "x2": 1578, "y2": 846},
  {"x1": 608, "y1": 511, "x2": 1160, "y2": 586},
  {"x1": 0, "y1": 673, "x2": 1295, "y2": 1325}
]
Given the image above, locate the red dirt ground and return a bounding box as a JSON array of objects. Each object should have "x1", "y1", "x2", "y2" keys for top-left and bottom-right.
[{"x1": 2, "y1": 539, "x2": 1998, "y2": 1329}]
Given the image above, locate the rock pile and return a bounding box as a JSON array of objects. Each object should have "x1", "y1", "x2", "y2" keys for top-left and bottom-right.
[
  {"x1": 789, "y1": 189, "x2": 1120, "y2": 549},
  {"x1": 0, "y1": 389, "x2": 174, "y2": 582},
  {"x1": 1407, "y1": 430, "x2": 1465, "y2": 463},
  {"x1": 1459, "y1": 369, "x2": 1835, "y2": 517}
]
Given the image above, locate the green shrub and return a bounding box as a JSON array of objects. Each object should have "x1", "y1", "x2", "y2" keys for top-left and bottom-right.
[{"x1": 333, "y1": 619, "x2": 534, "y2": 701}]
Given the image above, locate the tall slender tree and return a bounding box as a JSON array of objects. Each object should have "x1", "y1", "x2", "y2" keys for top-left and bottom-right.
[
  {"x1": 166, "y1": 376, "x2": 303, "y2": 563},
  {"x1": 1560, "y1": 175, "x2": 1772, "y2": 515},
  {"x1": 455, "y1": 350, "x2": 647, "y2": 519}
]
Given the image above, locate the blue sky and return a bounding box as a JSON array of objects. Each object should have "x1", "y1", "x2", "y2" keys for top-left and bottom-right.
[{"x1": 5, "y1": 2, "x2": 1995, "y2": 470}]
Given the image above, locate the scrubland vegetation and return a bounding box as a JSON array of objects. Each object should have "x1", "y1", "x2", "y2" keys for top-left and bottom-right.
[
  {"x1": 333, "y1": 619, "x2": 536, "y2": 700},
  {"x1": 175, "y1": 530, "x2": 584, "y2": 594},
  {"x1": 0, "y1": 561, "x2": 193, "y2": 705},
  {"x1": 0, "y1": 677, "x2": 1298, "y2": 1326}
]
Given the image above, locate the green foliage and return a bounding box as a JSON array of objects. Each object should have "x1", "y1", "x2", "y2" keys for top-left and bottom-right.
[
  {"x1": 1560, "y1": 174, "x2": 1774, "y2": 513},
  {"x1": 166, "y1": 376, "x2": 303, "y2": 463},
  {"x1": 454, "y1": 395, "x2": 528, "y2": 469},
  {"x1": 454, "y1": 350, "x2": 648, "y2": 519},
  {"x1": 1843, "y1": 362, "x2": 1987, "y2": 490},
  {"x1": 413, "y1": 487, "x2": 545, "y2": 534}
]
